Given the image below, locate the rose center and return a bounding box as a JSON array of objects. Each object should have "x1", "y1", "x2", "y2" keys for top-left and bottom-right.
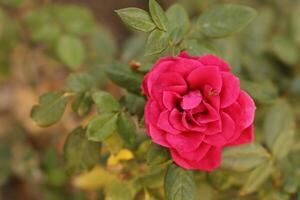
[{"x1": 180, "y1": 90, "x2": 202, "y2": 110}]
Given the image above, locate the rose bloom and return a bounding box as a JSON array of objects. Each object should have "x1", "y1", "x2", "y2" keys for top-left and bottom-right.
[{"x1": 142, "y1": 52, "x2": 256, "y2": 171}]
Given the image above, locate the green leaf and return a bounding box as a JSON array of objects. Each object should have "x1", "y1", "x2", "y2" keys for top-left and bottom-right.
[
  {"x1": 240, "y1": 162, "x2": 273, "y2": 195},
  {"x1": 71, "y1": 92, "x2": 93, "y2": 116},
  {"x1": 263, "y1": 99, "x2": 295, "y2": 160},
  {"x1": 56, "y1": 5, "x2": 95, "y2": 35},
  {"x1": 87, "y1": 113, "x2": 118, "y2": 142},
  {"x1": 222, "y1": 143, "x2": 270, "y2": 171},
  {"x1": 116, "y1": 112, "x2": 137, "y2": 145},
  {"x1": 92, "y1": 91, "x2": 121, "y2": 113},
  {"x1": 184, "y1": 39, "x2": 219, "y2": 56},
  {"x1": 63, "y1": 127, "x2": 101, "y2": 174},
  {"x1": 116, "y1": 8, "x2": 155, "y2": 32},
  {"x1": 166, "y1": 4, "x2": 190, "y2": 34},
  {"x1": 147, "y1": 142, "x2": 170, "y2": 166},
  {"x1": 135, "y1": 168, "x2": 166, "y2": 189},
  {"x1": 197, "y1": 4, "x2": 257, "y2": 38},
  {"x1": 145, "y1": 29, "x2": 169, "y2": 56},
  {"x1": 31, "y1": 23, "x2": 60, "y2": 43},
  {"x1": 106, "y1": 62, "x2": 143, "y2": 94},
  {"x1": 120, "y1": 93, "x2": 145, "y2": 118},
  {"x1": 270, "y1": 36, "x2": 299, "y2": 66},
  {"x1": 164, "y1": 163, "x2": 197, "y2": 200},
  {"x1": 57, "y1": 35, "x2": 86, "y2": 69},
  {"x1": 241, "y1": 79, "x2": 278, "y2": 104},
  {"x1": 149, "y1": 0, "x2": 168, "y2": 31},
  {"x1": 31, "y1": 91, "x2": 68, "y2": 127},
  {"x1": 66, "y1": 73, "x2": 95, "y2": 92}
]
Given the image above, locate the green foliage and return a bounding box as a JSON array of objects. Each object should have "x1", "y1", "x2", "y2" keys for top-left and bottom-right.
[
  {"x1": 116, "y1": 8, "x2": 156, "y2": 32},
  {"x1": 31, "y1": 91, "x2": 68, "y2": 127},
  {"x1": 105, "y1": 62, "x2": 143, "y2": 94},
  {"x1": 149, "y1": 0, "x2": 168, "y2": 31},
  {"x1": 87, "y1": 113, "x2": 119, "y2": 142},
  {"x1": 11, "y1": 0, "x2": 300, "y2": 199},
  {"x1": 64, "y1": 127, "x2": 101, "y2": 174},
  {"x1": 57, "y1": 35, "x2": 86, "y2": 69},
  {"x1": 197, "y1": 4, "x2": 257, "y2": 38},
  {"x1": 116, "y1": 112, "x2": 137, "y2": 146},
  {"x1": 166, "y1": 4, "x2": 190, "y2": 36},
  {"x1": 222, "y1": 143, "x2": 270, "y2": 171},
  {"x1": 164, "y1": 164, "x2": 197, "y2": 200},
  {"x1": 240, "y1": 161, "x2": 273, "y2": 195},
  {"x1": 263, "y1": 100, "x2": 295, "y2": 160},
  {"x1": 145, "y1": 29, "x2": 169, "y2": 55},
  {"x1": 66, "y1": 73, "x2": 95, "y2": 92},
  {"x1": 147, "y1": 142, "x2": 170, "y2": 166},
  {"x1": 92, "y1": 91, "x2": 121, "y2": 113}
]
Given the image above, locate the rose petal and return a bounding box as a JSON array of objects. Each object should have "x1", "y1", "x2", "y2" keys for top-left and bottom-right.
[
  {"x1": 198, "y1": 54, "x2": 230, "y2": 72},
  {"x1": 157, "y1": 110, "x2": 181, "y2": 134},
  {"x1": 193, "y1": 146, "x2": 222, "y2": 171},
  {"x1": 181, "y1": 90, "x2": 203, "y2": 110},
  {"x1": 203, "y1": 85, "x2": 220, "y2": 109},
  {"x1": 220, "y1": 111, "x2": 235, "y2": 140},
  {"x1": 195, "y1": 102, "x2": 219, "y2": 123},
  {"x1": 169, "y1": 109, "x2": 186, "y2": 131},
  {"x1": 162, "y1": 91, "x2": 181, "y2": 110},
  {"x1": 151, "y1": 72, "x2": 187, "y2": 102},
  {"x1": 220, "y1": 72, "x2": 240, "y2": 108},
  {"x1": 148, "y1": 125, "x2": 170, "y2": 147},
  {"x1": 170, "y1": 146, "x2": 222, "y2": 171},
  {"x1": 237, "y1": 91, "x2": 256, "y2": 128},
  {"x1": 187, "y1": 66, "x2": 222, "y2": 92},
  {"x1": 166, "y1": 132, "x2": 204, "y2": 152},
  {"x1": 182, "y1": 112, "x2": 207, "y2": 132},
  {"x1": 204, "y1": 120, "x2": 222, "y2": 135},
  {"x1": 170, "y1": 149, "x2": 194, "y2": 169},
  {"x1": 176, "y1": 142, "x2": 211, "y2": 162},
  {"x1": 227, "y1": 125, "x2": 254, "y2": 146},
  {"x1": 144, "y1": 100, "x2": 161, "y2": 125},
  {"x1": 203, "y1": 133, "x2": 227, "y2": 146}
]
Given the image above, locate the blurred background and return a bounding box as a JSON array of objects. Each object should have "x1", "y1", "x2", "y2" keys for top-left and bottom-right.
[{"x1": 0, "y1": 0, "x2": 300, "y2": 199}]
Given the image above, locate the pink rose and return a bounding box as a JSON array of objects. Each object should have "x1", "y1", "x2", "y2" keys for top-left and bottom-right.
[{"x1": 142, "y1": 52, "x2": 256, "y2": 171}]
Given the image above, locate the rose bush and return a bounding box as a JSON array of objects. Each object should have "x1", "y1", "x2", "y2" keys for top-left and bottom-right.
[{"x1": 142, "y1": 52, "x2": 256, "y2": 171}]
